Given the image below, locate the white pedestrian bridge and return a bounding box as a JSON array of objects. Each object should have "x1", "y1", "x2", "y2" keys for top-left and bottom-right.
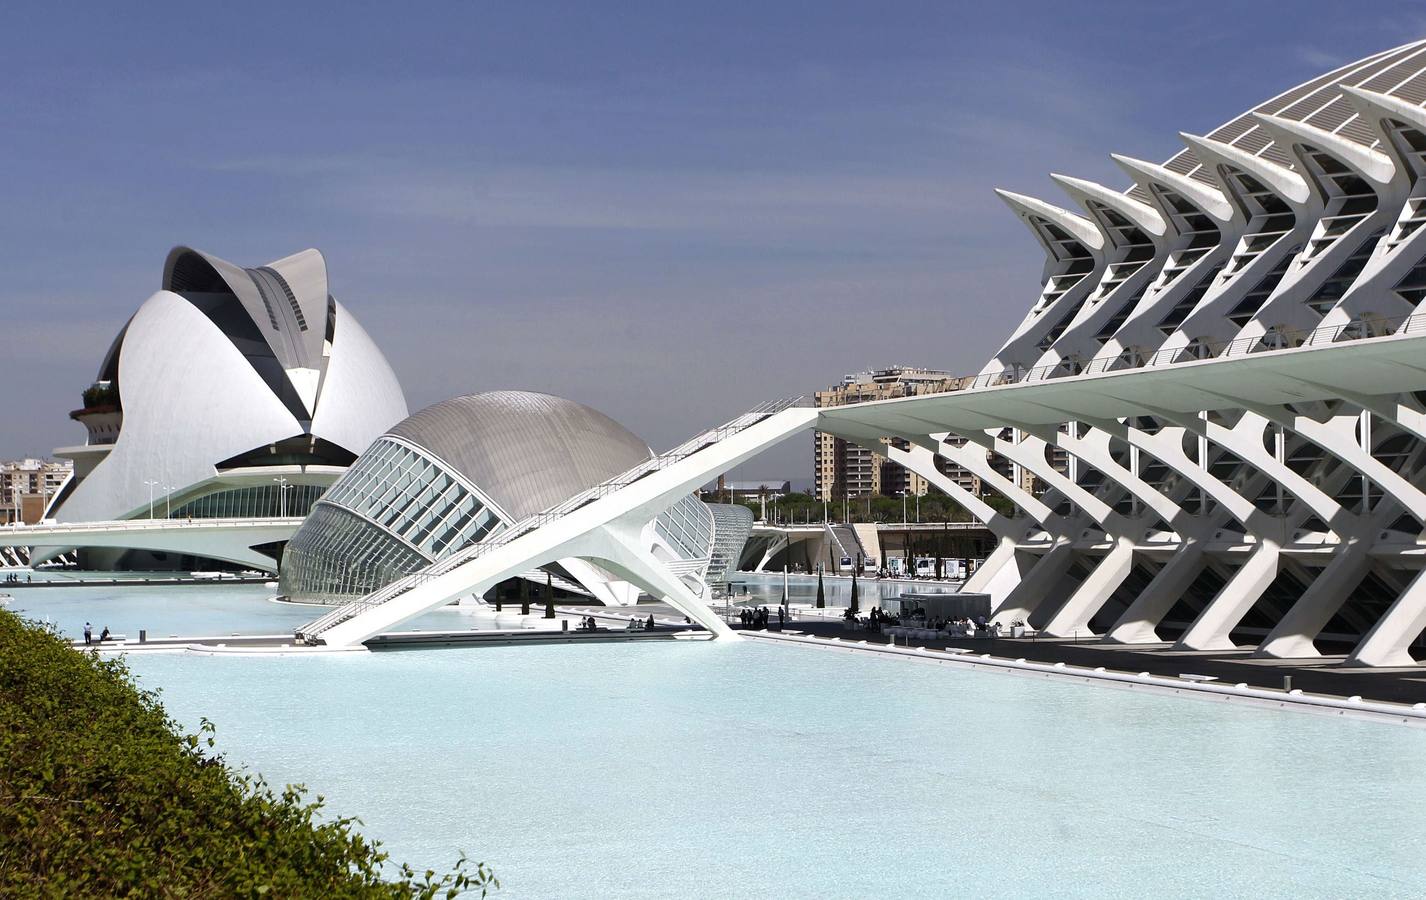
[
  {"x1": 299, "y1": 319, "x2": 1426, "y2": 670},
  {"x1": 0, "y1": 517, "x2": 303, "y2": 572}
]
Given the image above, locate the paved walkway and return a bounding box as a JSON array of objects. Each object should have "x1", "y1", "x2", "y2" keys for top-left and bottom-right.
[{"x1": 755, "y1": 620, "x2": 1426, "y2": 705}]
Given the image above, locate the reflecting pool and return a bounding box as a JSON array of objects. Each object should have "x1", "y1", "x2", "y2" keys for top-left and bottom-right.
[{"x1": 125, "y1": 642, "x2": 1426, "y2": 898}]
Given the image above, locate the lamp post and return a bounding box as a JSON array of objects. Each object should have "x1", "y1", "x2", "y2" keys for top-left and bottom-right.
[
  {"x1": 273, "y1": 476, "x2": 289, "y2": 518},
  {"x1": 900, "y1": 489, "x2": 908, "y2": 526},
  {"x1": 143, "y1": 480, "x2": 158, "y2": 519}
]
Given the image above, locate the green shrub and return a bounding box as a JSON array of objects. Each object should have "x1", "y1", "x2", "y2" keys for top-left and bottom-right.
[{"x1": 0, "y1": 610, "x2": 495, "y2": 897}]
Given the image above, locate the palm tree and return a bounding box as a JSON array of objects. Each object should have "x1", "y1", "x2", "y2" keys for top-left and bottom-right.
[
  {"x1": 544, "y1": 571, "x2": 555, "y2": 619},
  {"x1": 520, "y1": 576, "x2": 530, "y2": 616},
  {"x1": 816, "y1": 569, "x2": 826, "y2": 608}
]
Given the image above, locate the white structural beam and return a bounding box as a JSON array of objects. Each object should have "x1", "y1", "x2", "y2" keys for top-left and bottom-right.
[
  {"x1": 314, "y1": 407, "x2": 817, "y2": 646},
  {"x1": 0, "y1": 518, "x2": 301, "y2": 572}
]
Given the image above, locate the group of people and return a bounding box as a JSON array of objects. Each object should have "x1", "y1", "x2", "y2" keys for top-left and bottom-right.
[
  {"x1": 848, "y1": 609, "x2": 1000, "y2": 638},
  {"x1": 3, "y1": 572, "x2": 29, "y2": 583},
  {"x1": 577, "y1": 616, "x2": 600, "y2": 631},
  {"x1": 625, "y1": 614, "x2": 658, "y2": 631},
  {"x1": 81, "y1": 622, "x2": 111, "y2": 645},
  {"x1": 737, "y1": 605, "x2": 785, "y2": 629}
]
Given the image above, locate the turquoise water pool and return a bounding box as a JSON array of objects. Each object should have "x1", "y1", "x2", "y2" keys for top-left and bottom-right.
[
  {"x1": 14, "y1": 583, "x2": 1426, "y2": 897},
  {"x1": 121, "y1": 642, "x2": 1426, "y2": 898}
]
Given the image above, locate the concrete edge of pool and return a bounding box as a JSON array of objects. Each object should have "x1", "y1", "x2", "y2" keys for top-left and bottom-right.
[
  {"x1": 742, "y1": 631, "x2": 1426, "y2": 728},
  {"x1": 71, "y1": 610, "x2": 1426, "y2": 726}
]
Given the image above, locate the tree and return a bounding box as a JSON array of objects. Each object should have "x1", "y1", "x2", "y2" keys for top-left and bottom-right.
[
  {"x1": 816, "y1": 569, "x2": 826, "y2": 608},
  {"x1": 544, "y1": 572, "x2": 555, "y2": 619},
  {"x1": 849, "y1": 571, "x2": 859, "y2": 615},
  {"x1": 519, "y1": 577, "x2": 530, "y2": 616}
]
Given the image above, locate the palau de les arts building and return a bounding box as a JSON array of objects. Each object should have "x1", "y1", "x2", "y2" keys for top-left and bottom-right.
[
  {"x1": 44, "y1": 247, "x2": 750, "y2": 603},
  {"x1": 34, "y1": 39, "x2": 1426, "y2": 665}
]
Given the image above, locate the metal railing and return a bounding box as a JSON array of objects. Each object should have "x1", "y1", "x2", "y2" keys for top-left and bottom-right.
[
  {"x1": 296, "y1": 396, "x2": 806, "y2": 642},
  {"x1": 0, "y1": 517, "x2": 304, "y2": 533},
  {"x1": 886, "y1": 309, "x2": 1426, "y2": 398}
]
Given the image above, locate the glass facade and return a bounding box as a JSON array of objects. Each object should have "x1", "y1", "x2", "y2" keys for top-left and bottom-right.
[
  {"x1": 169, "y1": 483, "x2": 326, "y2": 519},
  {"x1": 320, "y1": 438, "x2": 504, "y2": 557},
  {"x1": 279, "y1": 438, "x2": 506, "y2": 603},
  {"x1": 705, "y1": 503, "x2": 754, "y2": 586},
  {"x1": 280, "y1": 504, "x2": 429, "y2": 600},
  {"x1": 654, "y1": 495, "x2": 715, "y2": 561}
]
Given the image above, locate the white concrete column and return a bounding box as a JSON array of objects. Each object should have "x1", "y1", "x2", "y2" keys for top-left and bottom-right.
[
  {"x1": 962, "y1": 536, "x2": 1025, "y2": 603},
  {"x1": 1175, "y1": 543, "x2": 1280, "y2": 651},
  {"x1": 577, "y1": 525, "x2": 738, "y2": 640},
  {"x1": 991, "y1": 540, "x2": 1077, "y2": 626},
  {"x1": 1104, "y1": 541, "x2": 1207, "y2": 644},
  {"x1": 1253, "y1": 541, "x2": 1371, "y2": 659},
  {"x1": 1344, "y1": 566, "x2": 1426, "y2": 667},
  {"x1": 1040, "y1": 536, "x2": 1136, "y2": 637}
]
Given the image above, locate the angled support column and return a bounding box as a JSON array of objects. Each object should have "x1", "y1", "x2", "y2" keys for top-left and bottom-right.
[
  {"x1": 1175, "y1": 543, "x2": 1280, "y2": 652},
  {"x1": 1344, "y1": 566, "x2": 1426, "y2": 667},
  {"x1": 882, "y1": 443, "x2": 1017, "y2": 540},
  {"x1": 1253, "y1": 541, "x2": 1371, "y2": 659},
  {"x1": 1040, "y1": 535, "x2": 1136, "y2": 637},
  {"x1": 961, "y1": 535, "x2": 1026, "y2": 602},
  {"x1": 572, "y1": 525, "x2": 737, "y2": 639},
  {"x1": 1104, "y1": 541, "x2": 1208, "y2": 644},
  {"x1": 992, "y1": 540, "x2": 1077, "y2": 627},
  {"x1": 754, "y1": 534, "x2": 788, "y2": 572}
]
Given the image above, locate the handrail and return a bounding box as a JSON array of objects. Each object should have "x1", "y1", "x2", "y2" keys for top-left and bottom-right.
[
  {"x1": 296, "y1": 396, "x2": 806, "y2": 642},
  {"x1": 852, "y1": 309, "x2": 1426, "y2": 398},
  {"x1": 0, "y1": 517, "x2": 304, "y2": 532}
]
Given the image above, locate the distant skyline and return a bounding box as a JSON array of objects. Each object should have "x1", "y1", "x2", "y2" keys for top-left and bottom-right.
[{"x1": 2, "y1": 2, "x2": 1421, "y2": 479}]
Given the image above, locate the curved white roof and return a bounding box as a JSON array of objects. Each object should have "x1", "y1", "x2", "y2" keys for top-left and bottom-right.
[
  {"x1": 55, "y1": 246, "x2": 408, "y2": 523},
  {"x1": 387, "y1": 391, "x2": 652, "y2": 521}
]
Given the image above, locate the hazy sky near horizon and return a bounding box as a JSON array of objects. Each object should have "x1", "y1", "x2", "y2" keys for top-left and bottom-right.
[{"x1": 2, "y1": 2, "x2": 1422, "y2": 480}]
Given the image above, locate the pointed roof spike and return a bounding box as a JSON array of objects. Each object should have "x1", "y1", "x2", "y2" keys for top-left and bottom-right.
[
  {"x1": 1250, "y1": 112, "x2": 1395, "y2": 185},
  {"x1": 1178, "y1": 132, "x2": 1311, "y2": 206},
  {"x1": 1109, "y1": 153, "x2": 1236, "y2": 223},
  {"x1": 993, "y1": 188, "x2": 1105, "y2": 250},
  {"x1": 1048, "y1": 173, "x2": 1166, "y2": 239}
]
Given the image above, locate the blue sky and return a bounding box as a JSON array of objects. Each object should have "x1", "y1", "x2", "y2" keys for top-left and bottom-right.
[{"x1": 2, "y1": 1, "x2": 1421, "y2": 479}]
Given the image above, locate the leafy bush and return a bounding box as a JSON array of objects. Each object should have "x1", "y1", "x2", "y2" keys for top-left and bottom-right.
[
  {"x1": 80, "y1": 383, "x2": 118, "y2": 410},
  {"x1": 0, "y1": 610, "x2": 495, "y2": 897}
]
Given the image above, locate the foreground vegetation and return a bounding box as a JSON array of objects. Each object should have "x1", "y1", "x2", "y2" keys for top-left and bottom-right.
[{"x1": 0, "y1": 609, "x2": 494, "y2": 897}]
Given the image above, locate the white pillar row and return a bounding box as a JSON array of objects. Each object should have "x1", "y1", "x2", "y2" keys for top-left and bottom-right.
[
  {"x1": 957, "y1": 428, "x2": 1142, "y2": 635},
  {"x1": 1188, "y1": 388, "x2": 1426, "y2": 658},
  {"x1": 872, "y1": 432, "x2": 1068, "y2": 600},
  {"x1": 882, "y1": 442, "x2": 1031, "y2": 606},
  {"x1": 1011, "y1": 421, "x2": 1195, "y2": 637},
  {"x1": 1176, "y1": 543, "x2": 1282, "y2": 652},
  {"x1": 1073, "y1": 415, "x2": 1271, "y2": 642},
  {"x1": 907, "y1": 434, "x2": 1077, "y2": 625},
  {"x1": 1149, "y1": 407, "x2": 1357, "y2": 651}
]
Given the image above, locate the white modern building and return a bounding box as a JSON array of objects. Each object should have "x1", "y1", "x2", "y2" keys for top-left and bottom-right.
[
  {"x1": 297, "y1": 40, "x2": 1426, "y2": 668},
  {"x1": 279, "y1": 391, "x2": 754, "y2": 606},
  {"x1": 42, "y1": 246, "x2": 407, "y2": 569}
]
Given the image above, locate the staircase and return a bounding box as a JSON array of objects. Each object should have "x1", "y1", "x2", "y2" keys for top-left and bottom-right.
[
  {"x1": 824, "y1": 523, "x2": 865, "y2": 570},
  {"x1": 296, "y1": 396, "x2": 806, "y2": 644}
]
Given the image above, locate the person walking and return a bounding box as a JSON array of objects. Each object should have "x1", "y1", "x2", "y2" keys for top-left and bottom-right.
[{"x1": 83, "y1": 622, "x2": 92, "y2": 646}]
